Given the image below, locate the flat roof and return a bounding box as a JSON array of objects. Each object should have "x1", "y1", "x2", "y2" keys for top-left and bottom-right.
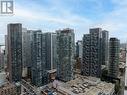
[{"x1": 38, "y1": 75, "x2": 115, "y2": 95}]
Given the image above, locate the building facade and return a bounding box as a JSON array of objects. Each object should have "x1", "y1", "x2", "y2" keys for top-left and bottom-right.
[
  {"x1": 25, "y1": 30, "x2": 34, "y2": 78},
  {"x1": 22, "y1": 28, "x2": 28, "y2": 78},
  {"x1": 52, "y1": 33, "x2": 57, "y2": 69},
  {"x1": 31, "y1": 30, "x2": 47, "y2": 87},
  {"x1": 45, "y1": 33, "x2": 52, "y2": 70},
  {"x1": 102, "y1": 30, "x2": 109, "y2": 65},
  {"x1": 82, "y1": 28, "x2": 109, "y2": 78},
  {"x1": 82, "y1": 34, "x2": 90, "y2": 76},
  {"x1": 108, "y1": 38, "x2": 120, "y2": 78},
  {"x1": 90, "y1": 28, "x2": 102, "y2": 77},
  {"x1": 0, "y1": 83, "x2": 17, "y2": 95},
  {"x1": 76, "y1": 40, "x2": 83, "y2": 58},
  {"x1": 22, "y1": 28, "x2": 27, "y2": 68},
  {"x1": 44, "y1": 33, "x2": 57, "y2": 70},
  {"x1": 0, "y1": 49, "x2": 4, "y2": 72},
  {"x1": 7, "y1": 23, "x2": 22, "y2": 82},
  {"x1": 4, "y1": 35, "x2": 8, "y2": 71},
  {"x1": 21, "y1": 30, "x2": 57, "y2": 86},
  {"x1": 56, "y1": 28, "x2": 75, "y2": 82}
]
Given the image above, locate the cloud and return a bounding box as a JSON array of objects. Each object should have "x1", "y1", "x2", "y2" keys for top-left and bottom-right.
[
  {"x1": 0, "y1": 0, "x2": 127, "y2": 43},
  {"x1": 88, "y1": 0, "x2": 127, "y2": 42},
  {"x1": 0, "y1": 0, "x2": 93, "y2": 43},
  {"x1": 112, "y1": 0, "x2": 127, "y2": 7},
  {"x1": 14, "y1": 3, "x2": 92, "y2": 26}
]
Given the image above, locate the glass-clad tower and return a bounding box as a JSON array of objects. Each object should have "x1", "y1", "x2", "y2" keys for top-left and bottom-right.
[
  {"x1": 56, "y1": 28, "x2": 75, "y2": 82},
  {"x1": 7, "y1": 23, "x2": 22, "y2": 82},
  {"x1": 31, "y1": 30, "x2": 47, "y2": 87},
  {"x1": 108, "y1": 38, "x2": 120, "y2": 78}
]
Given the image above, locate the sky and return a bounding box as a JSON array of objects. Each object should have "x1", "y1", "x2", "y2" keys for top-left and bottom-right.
[{"x1": 0, "y1": 0, "x2": 127, "y2": 44}]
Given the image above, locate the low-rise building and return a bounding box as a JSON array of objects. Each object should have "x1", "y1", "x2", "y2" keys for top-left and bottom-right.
[
  {"x1": 0, "y1": 82, "x2": 17, "y2": 95},
  {"x1": 39, "y1": 75, "x2": 115, "y2": 95}
]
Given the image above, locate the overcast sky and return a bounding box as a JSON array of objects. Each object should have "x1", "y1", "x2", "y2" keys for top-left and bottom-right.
[{"x1": 0, "y1": 0, "x2": 127, "y2": 44}]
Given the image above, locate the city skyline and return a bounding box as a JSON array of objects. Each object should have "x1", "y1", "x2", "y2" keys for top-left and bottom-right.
[
  {"x1": 0, "y1": 0, "x2": 127, "y2": 44},
  {"x1": 0, "y1": 0, "x2": 126, "y2": 95},
  {"x1": 0, "y1": 23, "x2": 124, "y2": 95}
]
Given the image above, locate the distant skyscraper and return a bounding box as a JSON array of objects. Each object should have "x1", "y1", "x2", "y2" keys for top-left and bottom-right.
[
  {"x1": 102, "y1": 30, "x2": 109, "y2": 65},
  {"x1": 56, "y1": 28, "x2": 75, "y2": 82},
  {"x1": 45, "y1": 33, "x2": 52, "y2": 70},
  {"x1": 22, "y1": 30, "x2": 57, "y2": 86},
  {"x1": 22, "y1": 28, "x2": 27, "y2": 68},
  {"x1": 90, "y1": 28, "x2": 102, "y2": 78},
  {"x1": 75, "y1": 40, "x2": 83, "y2": 70},
  {"x1": 5, "y1": 35, "x2": 8, "y2": 69},
  {"x1": 82, "y1": 28, "x2": 109, "y2": 78},
  {"x1": 7, "y1": 23, "x2": 22, "y2": 82},
  {"x1": 0, "y1": 49, "x2": 4, "y2": 72},
  {"x1": 52, "y1": 33, "x2": 57, "y2": 69},
  {"x1": 25, "y1": 30, "x2": 33, "y2": 78},
  {"x1": 108, "y1": 38, "x2": 120, "y2": 78},
  {"x1": 44, "y1": 33, "x2": 57, "y2": 70},
  {"x1": 31, "y1": 30, "x2": 47, "y2": 87},
  {"x1": 76, "y1": 40, "x2": 83, "y2": 58},
  {"x1": 82, "y1": 34, "x2": 90, "y2": 76},
  {"x1": 22, "y1": 28, "x2": 35, "y2": 78}
]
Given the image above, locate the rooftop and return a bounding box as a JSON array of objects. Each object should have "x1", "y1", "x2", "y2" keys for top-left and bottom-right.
[{"x1": 39, "y1": 75, "x2": 115, "y2": 95}]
